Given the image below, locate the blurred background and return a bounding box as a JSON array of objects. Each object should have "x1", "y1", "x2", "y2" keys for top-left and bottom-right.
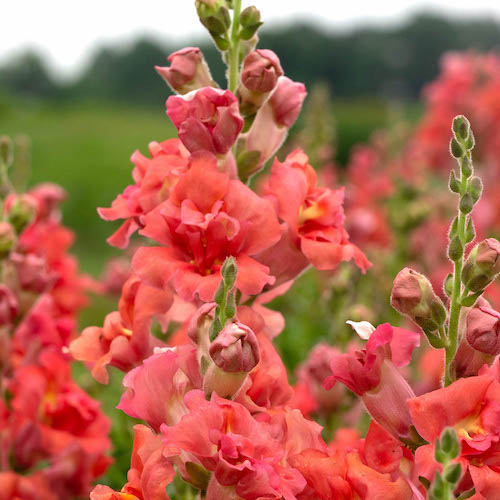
[{"x1": 3, "y1": 0, "x2": 500, "y2": 489}]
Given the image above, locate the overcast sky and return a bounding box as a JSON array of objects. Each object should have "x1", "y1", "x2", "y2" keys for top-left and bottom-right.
[{"x1": 4, "y1": 0, "x2": 500, "y2": 78}]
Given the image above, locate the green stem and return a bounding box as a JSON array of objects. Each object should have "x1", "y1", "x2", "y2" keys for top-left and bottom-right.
[
  {"x1": 228, "y1": 0, "x2": 242, "y2": 93},
  {"x1": 444, "y1": 172, "x2": 469, "y2": 386}
]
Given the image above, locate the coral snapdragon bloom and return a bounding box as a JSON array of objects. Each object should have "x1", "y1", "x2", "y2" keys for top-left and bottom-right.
[
  {"x1": 258, "y1": 150, "x2": 370, "y2": 286},
  {"x1": 99, "y1": 139, "x2": 190, "y2": 249},
  {"x1": 161, "y1": 390, "x2": 308, "y2": 499},
  {"x1": 133, "y1": 152, "x2": 282, "y2": 302},
  {"x1": 290, "y1": 421, "x2": 418, "y2": 499},
  {"x1": 408, "y1": 367, "x2": 500, "y2": 498},
  {"x1": 70, "y1": 274, "x2": 172, "y2": 383},
  {"x1": 91, "y1": 425, "x2": 174, "y2": 500}
]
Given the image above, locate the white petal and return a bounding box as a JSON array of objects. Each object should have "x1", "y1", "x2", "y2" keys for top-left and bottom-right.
[{"x1": 346, "y1": 320, "x2": 376, "y2": 340}]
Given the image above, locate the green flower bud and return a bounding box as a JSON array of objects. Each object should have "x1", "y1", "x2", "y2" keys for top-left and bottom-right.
[
  {"x1": 450, "y1": 138, "x2": 464, "y2": 159},
  {"x1": 459, "y1": 192, "x2": 473, "y2": 215},
  {"x1": 452, "y1": 115, "x2": 470, "y2": 142},
  {"x1": 448, "y1": 236, "x2": 463, "y2": 262},
  {"x1": 221, "y1": 256, "x2": 237, "y2": 289},
  {"x1": 448, "y1": 170, "x2": 460, "y2": 193},
  {"x1": 468, "y1": 176, "x2": 482, "y2": 204}
]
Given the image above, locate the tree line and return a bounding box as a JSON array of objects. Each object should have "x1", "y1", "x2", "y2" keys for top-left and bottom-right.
[{"x1": 2, "y1": 12, "x2": 500, "y2": 105}]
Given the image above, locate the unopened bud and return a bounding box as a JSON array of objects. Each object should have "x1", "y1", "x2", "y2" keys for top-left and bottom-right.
[
  {"x1": 0, "y1": 222, "x2": 17, "y2": 259},
  {"x1": 156, "y1": 47, "x2": 216, "y2": 95},
  {"x1": 461, "y1": 155, "x2": 473, "y2": 177},
  {"x1": 7, "y1": 194, "x2": 37, "y2": 233},
  {"x1": 239, "y1": 6, "x2": 262, "y2": 40},
  {"x1": 195, "y1": 0, "x2": 231, "y2": 36},
  {"x1": 466, "y1": 306, "x2": 500, "y2": 355},
  {"x1": 450, "y1": 138, "x2": 464, "y2": 158},
  {"x1": 468, "y1": 176, "x2": 482, "y2": 204},
  {"x1": 459, "y1": 192, "x2": 473, "y2": 215},
  {"x1": 448, "y1": 236, "x2": 463, "y2": 262},
  {"x1": 462, "y1": 238, "x2": 500, "y2": 292},
  {"x1": 241, "y1": 50, "x2": 282, "y2": 94},
  {"x1": 209, "y1": 322, "x2": 259, "y2": 373},
  {"x1": 452, "y1": 115, "x2": 470, "y2": 142},
  {"x1": 221, "y1": 256, "x2": 237, "y2": 289},
  {"x1": 238, "y1": 50, "x2": 283, "y2": 116},
  {"x1": 391, "y1": 268, "x2": 447, "y2": 332}
]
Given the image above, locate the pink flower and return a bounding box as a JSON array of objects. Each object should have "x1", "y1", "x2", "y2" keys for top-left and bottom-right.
[
  {"x1": 166, "y1": 87, "x2": 244, "y2": 155},
  {"x1": 408, "y1": 370, "x2": 500, "y2": 497},
  {"x1": 91, "y1": 425, "x2": 174, "y2": 500},
  {"x1": 69, "y1": 274, "x2": 173, "y2": 383},
  {"x1": 132, "y1": 152, "x2": 282, "y2": 302},
  {"x1": 0, "y1": 284, "x2": 18, "y2": 326},
  {"x1": 98, "y1": 139, "x2": 190, "y2": 248},
  {"x1": 324, "y1": 323, "x2": 420, "y2": 439},
  {"x1": 117, "y1": 345, "x2": 202, "y2": 431},
  {"x1": 156, "y1": 47, "x2": 215, "y2": 94},
  {"x1": 243, "y1": 78, "x2": 306, "y2": 174},
  {"x1": 257, "y1": 150, "x2": 370, "y2": 284},
  {"x1": 161, "y1": 390, "x2": 307, "y2": 499}
]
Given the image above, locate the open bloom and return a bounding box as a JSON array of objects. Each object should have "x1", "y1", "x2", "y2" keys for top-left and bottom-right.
[
  {"x1": 324, "y1": 323, "x2": 420, "y2": 440},
  {"x1": 98, "y1": 139, "x2": 190, "y2": 248},
  {"x1": 70, "y1": 274, "x2": 173, "y2": 383},
  {"x1": 408, "y1": 367, "x2": 500, "y2": 497},
  {"x1": 289, "y1": 421, "x2": 418, "y2": 499},
  {"x1": 257, "y1": 150, "x2": 370, "y2": 286},
  {"x1": 166, "y1": 87, "x2": 244, "y2": 155},
  {"x1": 117, "y1": 345, "x2": 202, "y2": 431},
  {"x1": 161, "y1": 390, "x2": 309, "y2": 499},
  {"x1": 133, "y1": 152, "x2": 282, "y2": 302},
  {"x1": 91, "y1": 425, "x2": 174, "y2": 500}
]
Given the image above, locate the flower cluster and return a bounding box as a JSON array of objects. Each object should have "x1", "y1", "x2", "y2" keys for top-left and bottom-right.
[{"x1": 0, "y1": 139, "x2": 111, "y2": 498}]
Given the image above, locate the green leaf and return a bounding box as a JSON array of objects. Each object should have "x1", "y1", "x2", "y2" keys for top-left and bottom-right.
[{"x1": 460, "y1": 291, "x2": 484, "y2": 307}]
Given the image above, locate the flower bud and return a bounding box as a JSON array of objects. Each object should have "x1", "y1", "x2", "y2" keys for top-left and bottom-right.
[
  {"x1": 239, "y1": 6, "x2": 262, "y2": 40},
  {"x1": 0, "y1": 284, "x2": 18, "y2": 326},
  {"x1": 466, "y1": 306, "x2": 500, "y2": 355},
  {"x1": 156, "y1": 47, "x2": 216, "y2": 95},
  {"x1": 390, "y1": 268, "x2": 447, "y2": 332},
  {"x1": 241, "y1": 50, "x2": 283, "y2": 94},
  {"x1": 209, "y1": 322, "x2": 259, "y2": 373},
  {"x1": 462, "y1": 238, "x2": 500, "y2": 292},
  {"x1": 7, "y1": 194, "x2": 37, "y2": 233},
  {"x1": 195, "y1": 0, "x2": 231, "y2": 37},
  {"x1": 269, "y1": 76, "x2": 307, "y2": 128},
  {"x1": 237, "y1": 50, "x2": 283, "y2": 116},
  {"x1": 187, "y1": 303, "x2": 216, "y2": 374},
  {"x1": 0, "y1": 222, "x2": 17, "y2": 259}
]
